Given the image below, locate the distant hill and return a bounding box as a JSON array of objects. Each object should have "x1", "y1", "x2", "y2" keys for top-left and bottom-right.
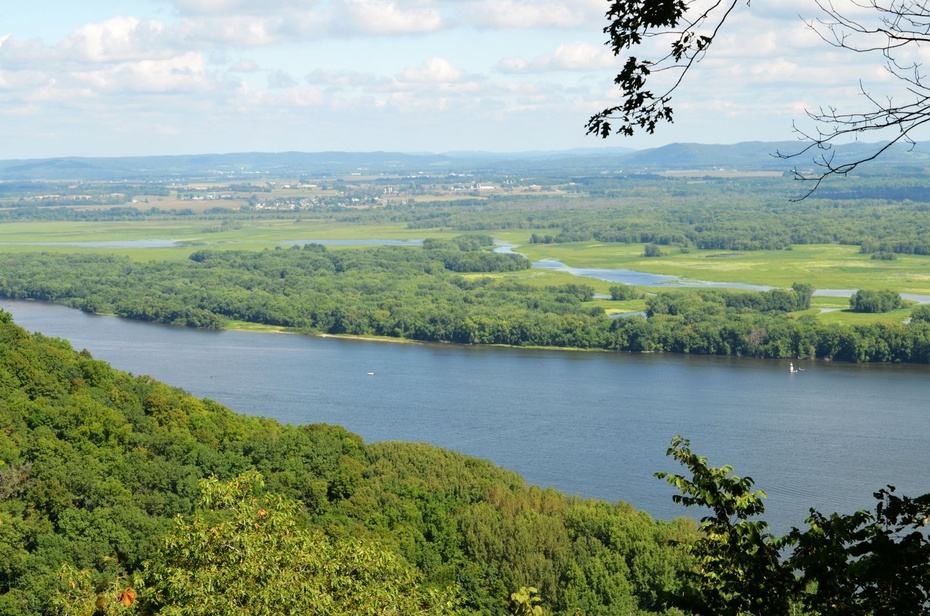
[
  {"x1": 0, "y1": 141, "x2": 927, "y2": 181},
  {"x1": 0, "y1": 151, "x2": 456, "y2": 181},
  {"x1": 617, "y1": 140, "x2": 930, "y2": 171},
  {"x1": 0, "y1": 148, "x2": 642, "y2": 181}
]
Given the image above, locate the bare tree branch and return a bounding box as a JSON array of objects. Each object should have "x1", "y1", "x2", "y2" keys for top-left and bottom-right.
[
  {"x1": 594, "y1": 0, "x2": 930, "y2": 198},
  {"x1": 778, "y1": 0, "x2": 930, "y2": 198}
]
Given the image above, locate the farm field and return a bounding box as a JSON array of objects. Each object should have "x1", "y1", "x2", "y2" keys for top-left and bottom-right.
[{"x1": 0, "y1": 219, "x2": 450, "y2": 243}]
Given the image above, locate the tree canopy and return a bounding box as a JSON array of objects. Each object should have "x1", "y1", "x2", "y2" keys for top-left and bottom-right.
[{"x1": 657, "y1": 436, "x2": 930, "y2": 615}]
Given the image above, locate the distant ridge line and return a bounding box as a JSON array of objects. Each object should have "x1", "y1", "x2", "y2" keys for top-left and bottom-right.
[{"x1": 0, "y1": 141, "x2": 925, "y2": 181}]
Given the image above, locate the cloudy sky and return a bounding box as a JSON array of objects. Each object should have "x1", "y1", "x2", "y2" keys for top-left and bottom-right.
[{"x1": 0, "y1": 0, "x2": 907, "y2": 157}]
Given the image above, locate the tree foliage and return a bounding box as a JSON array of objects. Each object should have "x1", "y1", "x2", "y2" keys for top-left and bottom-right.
[
  {"x1": 660, "y1": 436, "x2": 930, "y2": 615},
  {"x1": 849, "y1": 289, "x2": 903, "y2": 313},
  {"x1": 656, "y1": 437, "x2": 793, "y2": 616},
  {"x1": 142, "y1": 472, "x2": 461, "y2": 616}
]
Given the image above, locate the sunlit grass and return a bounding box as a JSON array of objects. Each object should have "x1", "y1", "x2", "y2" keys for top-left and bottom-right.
[{"x1": 514, "y1": 240, "x2": 930, "y2": 296}]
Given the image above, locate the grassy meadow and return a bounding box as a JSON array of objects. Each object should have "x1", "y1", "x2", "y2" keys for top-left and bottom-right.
[
  {"x1": 0, "y1": 219, "x2": 458, "y2": 261},
  {"x1": 515, "y1": 240, "x2": 930, "y2": 297}
]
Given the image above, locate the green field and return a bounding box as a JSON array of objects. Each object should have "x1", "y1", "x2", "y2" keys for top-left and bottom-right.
[
  {"x1": 787, "y1": 295, "x2": 913, "y2": 325},
  {"x1": 514, "y1": 240, "x2": 930, "y2": 297},
  {"x1": 0, "y1": 219, "x2": 458, "y2": 261}
]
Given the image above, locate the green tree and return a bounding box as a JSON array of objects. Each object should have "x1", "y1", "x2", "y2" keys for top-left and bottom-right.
[
  {"x1": 509, "y1": 587, "x2": 545, "y2": 616},
  {"x1": 850, "y1": 289, "x2": 903, "y2": 313},
  {"x1": 660, "y1": 436, "x2": 930, "y2": 615},
  {"x1": 610, "y1": 284, "x2": 641, "y2": 300},
  {"x1": 50, "y1": 565, "x2": 139, "y2": 616},
  {"x1": 911, "y1": 304, "x2": 930, "y2": 323},
  {"x1": 787, "y1": 487, "x2": 930, "y2": 615},
  {"x1": 141, "y1": 472, "x2": 462, "y2": 616},
  {"x1": 656, "y1": 436, "x2": 793, "y2": 615}
]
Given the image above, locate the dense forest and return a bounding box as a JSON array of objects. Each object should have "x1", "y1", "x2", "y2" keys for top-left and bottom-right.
[
  {"x1": 1, "y1": 244, "x2": 930, "y2": 363},
  {"x1": 1, "y1": 314, "x2": 927, "y2": 614},
  {"x1": 0, "y1": 312, "x2": 694, "y2": 615}
]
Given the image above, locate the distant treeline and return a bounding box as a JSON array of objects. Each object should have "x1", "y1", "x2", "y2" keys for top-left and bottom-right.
[
  {"x1": 7, "y1": 174, "x2": 930, "y2": 256},
  {"x1": 1, "y1": 244, "x2": 930, "y2": 362},
  {"x1": 0, "y1": 206, "x2": 196, "y2": 222},
  {"x1": 385, "y1": 177, "x2": 930, "y2": 254},
  {"x1": 527, "y1": 204, "x2": 930, "y2": 253},
  {"x1": 623, "y1": 291, "x2": 930, "y2": 363}
]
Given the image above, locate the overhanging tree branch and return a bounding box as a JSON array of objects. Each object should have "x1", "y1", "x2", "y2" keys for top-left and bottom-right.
[
  {"x1": 778, "y1": 0, "x2": 930, "y2": 197},
  {"x1": 593, "y1": 0, "x2": 930, "y2": 197},
  {"x1": 587, "y1": 0, "x2": 749, "y2": 139}
]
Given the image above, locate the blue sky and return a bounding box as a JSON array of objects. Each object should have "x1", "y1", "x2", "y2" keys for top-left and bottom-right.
[{"x1": 0, "y1": 0, "x2": 909, "y2": 157}]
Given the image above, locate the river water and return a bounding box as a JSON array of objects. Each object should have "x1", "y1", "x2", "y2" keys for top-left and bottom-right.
[{"x1": 2, "y1": 298, "x2": 927, "y2": 531}]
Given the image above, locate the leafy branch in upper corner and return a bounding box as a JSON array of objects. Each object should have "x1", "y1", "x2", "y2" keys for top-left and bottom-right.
[
  {"x1": 592, "y1": 0, "x2": 930, "y2": 197},
  {"x1": 587, "y1": 0, "x2": 748, "y2": 139}
]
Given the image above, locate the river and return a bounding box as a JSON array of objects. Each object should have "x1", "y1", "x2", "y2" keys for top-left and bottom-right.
[{"x1": 2, "y1": 298, "x2": 928, "y2": 531}]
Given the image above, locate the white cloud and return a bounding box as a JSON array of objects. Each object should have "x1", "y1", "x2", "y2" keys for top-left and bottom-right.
[
  {"x1": 397, "y1": 57, "x2": 461, "y2": 82},
  {"x1": 62, "y1": 17, "x2": 171, "y2": 63},
  {"x1": 73, "y1": 52, "x2": 212, "y2": 94},
  {"x1": 167, "y1": 0, "x2": 315, "y2": 15},
  {"x1": 0, "y1": 17, "x2": 180, "y2": 71},
  {"x1": 177, "y1": 15, "x2": 284, "y2": 46},
  {"x1": 470, "y1": 0, "x2": 602, "y2": 29},
  {"x1": 335, "y1": 0, "x2": 442, "y2": 35},
  {"x1": 500, "y1": 42, "x2": 615, "y2": 73},
  {"x1": 232, "y1": 80, "x2": 326, "y2": 112},
  {"x1": 230, "y1": 59, "x2": 260, "y2": 72},
  {"x1": 267, "y1": 69, "x2": 297, "y2": 88},
  {"x1": 306, "y1": 68, "x2": 386, "y2": 88}
]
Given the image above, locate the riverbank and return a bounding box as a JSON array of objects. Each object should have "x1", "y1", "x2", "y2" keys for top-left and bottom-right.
[{"x1": 226, "y1": 319, "x2": 614, "y2": 353}]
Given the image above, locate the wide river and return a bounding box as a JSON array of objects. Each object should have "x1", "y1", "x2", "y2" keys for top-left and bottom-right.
[{"x1": 3, "y1": 299, "x2": 928, "y2": 531}]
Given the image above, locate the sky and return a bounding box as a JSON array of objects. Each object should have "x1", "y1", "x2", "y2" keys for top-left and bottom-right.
[{"x1": 0, "y1": 0, "x2": 913, "y2": 157}]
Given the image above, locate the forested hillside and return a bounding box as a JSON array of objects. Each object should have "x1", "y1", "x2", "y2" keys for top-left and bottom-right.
[{"x1": 0, "y1": 311, "x2": 694, "y2": 615}]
